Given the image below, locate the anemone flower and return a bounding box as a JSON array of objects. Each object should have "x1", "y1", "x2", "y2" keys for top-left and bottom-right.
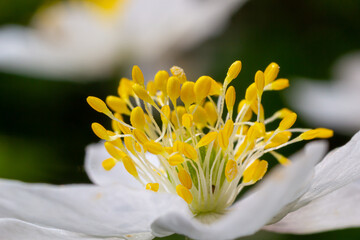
[
  {"x1": 0, "y1": 0, "x2": 246, "y2": 80},
  {"x1": 1, "y1": 61, "x2": 360, "y2": 240},
  {"x1": 287, "y1": 51, "x2": 360, "y2": 135}
]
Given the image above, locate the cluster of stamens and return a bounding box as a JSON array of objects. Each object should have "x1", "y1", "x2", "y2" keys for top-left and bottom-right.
[{"x1": 87, "y1": 61, "x2": 333, "y2": 215}]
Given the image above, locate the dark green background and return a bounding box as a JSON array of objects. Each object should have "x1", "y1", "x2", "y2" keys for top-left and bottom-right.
[{"x1": 0, "y1": 0, "x2": 359, "y2": 239}]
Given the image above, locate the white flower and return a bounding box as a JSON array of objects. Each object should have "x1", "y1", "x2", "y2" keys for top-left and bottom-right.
[
  {"x1": 287, "y1": 51, "x2": 360, "y2": 135},
  {"x1": 1, "y1": 61, "x2": 360, "y2": 240},
  {"x1": 0, "y1": 0, "x2": 246, "y2": 80}
]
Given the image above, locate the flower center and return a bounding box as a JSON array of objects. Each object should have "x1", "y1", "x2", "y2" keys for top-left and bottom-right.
[{"x1": 87, "y1": 61, "x2": 333, "y2": 215}]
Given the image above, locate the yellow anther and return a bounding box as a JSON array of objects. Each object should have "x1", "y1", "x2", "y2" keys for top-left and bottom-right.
[
  {"x1": 255, "y1": 70, "x2": 265, "y2": 96},
  {"x1": 204, "y1": 101, "x2": 218, "y2": 126},
  {"x1": 133, "y1": 129, "x2": 148, "y2": 145},
  {"x1": 300, "y1": 128, "x2": 334, "y2": 140},
  {"x1": 123, "y1": 155, "x2": 138, "y2": 178},
  {"x1": 209, "y1": 80, "x2": 222, "y2": 96},
  {"x1": 167, "y1": 76, "x2": 181, "y2": 104},
  {"x1": 160, "y1": 105, "x2": 171, "y2": 124},
  {"x1": 173, "y1": 141, "x2": 184, "y2": 153},
  {"x1": 102, "y1": 158, "x2": 117, "y2": 171},
  {"x1": 237, "y1": 100, "x2": 253, "y2": 122},
  {"x1": 154, "y1": 70, "x2": 169, "y2": 93},
  {"x1": 189, "y1": 105, "x2": 208, "y2": 129},
  {"x1": 243, "y1": 160, "x2": 268, "y2": 183},
  {"x1": 170, "y1": 66, "x2": 187, "y2": 83},
  {"x1": 106, "y1": 96, "x2": 130, "y2": 115},
  {"x1": 112, "y1": 113, "x2": 123, "y2": 133},
  {"x1": 183, "y1": 143, "x2": 198, "y2": 161},
  {"x1": 278, "y1": 112, "x2": 297, "y2": 131},
  {"x1": 264, "y1": 62, "x2": 279, "y2": 85},
  {"x1": 147, "y1": 81, "x2": 157, "y2": 96},
  {"x1": 196, "y1": 132, "x2": 218, "y2": 148},
  {"x1": 168, "y1": 153, "x2": 184, "y2": 166},
  {"x1": 171, "y1": 106, "x2": 186, "y2": 128},
  {"x1": 225, "y1": 60, "x2": 242, "y2": 84},
  {"x1": 165, "y1": 147, "x2": 174, "y2": 154},
  {"x1": 132, "y1": 65, "x2": 144, "y2": 85},
  {"x1": 245, "y1": 83, "x2": 257, "y2": 104},
  {"x1": 268, "y1": 79, "x2": 289, "y2": 91},
  {"x1": 117, "y1": 78, "x2": 134, "y2": 100},
  {"x1": 91, "y1": 122, "x2": 111, "y2": 140},
  {"x1": 182, "y1": 113, "x2": 193, "y2": 128},
  {"x1": 144, "y1": 141, "x2": 164, "y2": 155},
  {"x1": 276, "y1": 108, "x2": 294, "y2": 118},
  {"x1": 218, "y1": 129, "x2": 229, "y2": 150},
  {"x1": 146, "y1": 183, "x2": 159, "y2": 192},
  {"x1": 265, "y1": 131, "x2": 292, "y2": 149},
  {"x1": 271, "y1": 151, "x2": 291, "y2": 165},
  {"x1": 225, "y1": 86, "x2": 236, "y2": 111},
  {"x1": 194, "y1": 76, "x2": 213, "y2": 103},
  {"x1": 124, "y1": 137, "x2": 136, "y2": 155},
  {"x1": 130, "y1": 107, "x2": 145, "y2": 130},
  {"x1": 178, "y1": 170, "x2": 192, "y2": 189},
  {"x1": 104, "y1": 141, "x2": 124, "y2": 160},
  {"x1": 111, "y1": 138, "x2": 124, "y2": 150},
  {"x1": 225, "y1": 160, "x2": 238, "y2": 182},
  {"x1": 117, "y1": 121, "x2": 131, "y2": 135},
  {"x1": 87, "y1": 96, "x2": 111, "y2": 115},
  {"x1": 180, "y1": 81, "x2": 196, "y2": 106},
  {"x1": 223, "y1": 119, "x2": 234, "y2": 139},
  {"x1": 135, "y1": 142, "x2": 142, "y2": 152},
  {"x1": 176, "y1": 184, "x2": 193, "y2": 204},
  {"x1": 247, "y1": 122, "x2": 265, "y2": 143},
  {"x1": 132, "y1": 83, "x2": 154, "y2": 104}
]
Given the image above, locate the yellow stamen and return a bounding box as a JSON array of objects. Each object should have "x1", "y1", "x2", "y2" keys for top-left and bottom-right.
[
  {"x1": 91, "y1": 122, "x2": 112, "y2": 140},
  {"x1": 132, "y1": 65, "x2": 144, "y2": 85},
  {"x1": 176, "y1": 184, "x2": 193, "y2": 204},
  {"x1": 167, "y1": 76, "x2": 181, "y2": 104},
  {"x1": 104, "y1": 141, "x2": 125, "y2": 160},
  {"x1": 132, "y1": 83, "x2": 155, "y2": 105},
  {"x1": 106, "y1": 96, "x2": 130, "y2": 115},
  {"x1": 300, "y1": 128, "x2": 334, "y2": 140},
  {"x1": 130, "y1": 107, "x2": 146, "y2": 130},
  {"x1": 264, "y1": 62, "x2": 279, "y2": 85},
  {"x1": 182, "y1": 113, "x2": 193, "y2": 129},
  {"x1": 178, "y1": 170, "x2": 192, "y2": 189},
  {"x1": 225, "y1": 60, "x2": 242, "y2": 84},
  {"x1": 122, "y1": 155, "x2": 138, "y2": 178},
  {"x1": 168, "y1": 154, "x2": 184, "y2": 166},
  {"x1": 87, "y1": 96, "x2": 111, "y2": 115},
  {"x1": 102, "y1": 158, "x2": 117, "y2": 171},
  {"x1": 133, "y1": 129, "x2": 148, "y2": 145},
  {"x1": 170, "y1": 66, "x2": 187, "y2": 83},
  {"x1": 268, "y1": 79, "x2": 289, "y2": 91},
  {"x1": 154, "y1": 70, "x2": 169, "y2": 94},
  {"x1": 204, "y1": 101, "x2": 218, "y2": 126},
  {"x1": 196, "y1": 132, "x2": 218, "y2": 148},
  {"x1": 180, "y1": 82, "x2": 196, "y2": 106},
  {"x1": 278, "y1": 112, "x2": 297, "y2": 131},
  {"x1": 144, "y1": 141, "x2": 164, "y2": 155},
  {"x1": 255, "y1": 70, "x2": 265, "y2": 96},
  {"x1": 243, "y1": 160, "x2": 268, "y2": 183},
  {"x1": 225, "y1": 86, "x2": 236, "y2": 112},
  {"x1": 225, "y1": 160, "x2": 238, "y2": 182},
  {"x1": 194, "y1": 76, "x2": 212, "y2": 103},
  {"x1": 146, "y1": 183, "x2": 160, "y2": 192}
]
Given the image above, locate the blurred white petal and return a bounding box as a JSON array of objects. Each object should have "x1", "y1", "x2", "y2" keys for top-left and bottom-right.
[
  {"x1": 85, "y1": 142, "x2": 142, "y2": 188},
  {"x1": 0, "y1": 218, "x2": 127, "y2": 240},
  {"x1": 151, "y1": 141, "x2": 327, "y2": 240},
  {"x1": 0, "y1": 0, "x2": 247, "y2": 80},
  {"x1": 288, "y1": 52, "x2": 360, "y2": 134},
  {"x1": 0, "y1": 179, "x2": 187, "y2": 237},
  {"x1": 264, "y1": 179, "x2": 360, "y2": 234}
]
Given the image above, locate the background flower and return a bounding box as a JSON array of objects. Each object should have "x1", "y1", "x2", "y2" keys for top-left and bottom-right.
[
  {"x1": 0, "y1": 0, "x2": 246, "y2": 80},
  {"x1": 287, "y1": 51, "x2": 360, "y2": 135}
]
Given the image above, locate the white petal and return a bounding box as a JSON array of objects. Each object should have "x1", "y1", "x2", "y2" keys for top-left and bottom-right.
[
  {"x1": 85, "y1": 142, "x2": 160, "y2": 188},
  {"x1": 264, "y1": 179, "x2": 360, "y2": 234},
  {"x1": 0, "y1": 179, "x2": 187, "y2": 237},
  {"x1": 84, "y1": 142, "x2": 142, "y2": 188},
  {"x1": 294, "y1": 131, "x2": 360, "y2": 208},
  {"x1": 151, "y1": 141, "x2": 328, "y2": 240},
  {"x1": 0, "y1": 218, "x2": 121, "y2": 240}
]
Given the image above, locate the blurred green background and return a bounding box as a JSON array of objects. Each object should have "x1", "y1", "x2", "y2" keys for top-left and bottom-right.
[{"x1": 0, "y1": 0, "x2": 359, "y2": 239}]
